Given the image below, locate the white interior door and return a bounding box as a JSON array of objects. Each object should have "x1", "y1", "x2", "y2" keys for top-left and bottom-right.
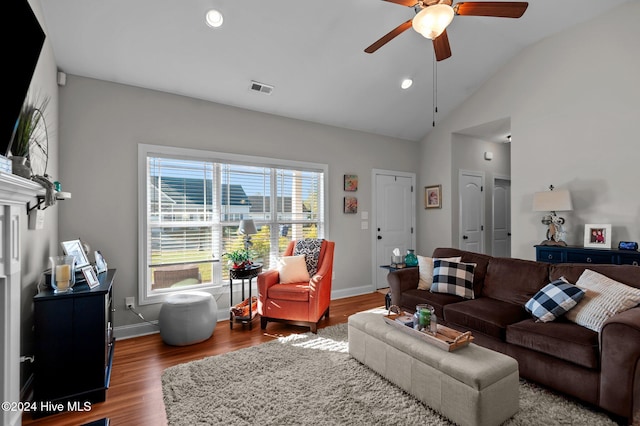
[
  {"x1": 459, "y1": 171, "x2": 484, "y2": 253},
  {"x1": 492, "y1": 178, "x2": 511, "y2": 257},
  {"x1": 373, "y1": 171, "x2": 415, "y2": 289}
]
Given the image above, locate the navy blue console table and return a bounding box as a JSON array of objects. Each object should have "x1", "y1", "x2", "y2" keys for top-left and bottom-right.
[{"x1": 535, "y1": 245, "x2": 640, "y2": 266}]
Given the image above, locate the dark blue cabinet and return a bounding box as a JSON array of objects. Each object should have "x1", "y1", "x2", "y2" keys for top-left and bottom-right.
[{"x1": 535, "y1": 245, "x2": 640, "y2": 266}]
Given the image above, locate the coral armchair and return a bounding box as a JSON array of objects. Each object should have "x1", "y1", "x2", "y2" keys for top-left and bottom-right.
[{"x1": 258, "y1": 240, "x2": 335, "y2": 333}]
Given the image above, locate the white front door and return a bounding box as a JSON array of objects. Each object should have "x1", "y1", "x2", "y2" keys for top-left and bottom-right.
[
  {"x1": 373, "y1": 171, "x2": 415, "y2": 289},
  {"x1": 459, "y1": 171, "x2": 484, "y2": 253},
  {"x1": 492, "y1": 178, "x2": 511, "y2": 257}
]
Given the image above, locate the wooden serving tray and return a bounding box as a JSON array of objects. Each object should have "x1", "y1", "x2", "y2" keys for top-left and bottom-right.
[{"x1": 383, "y1": 313, "x2": 474, "y2": 352}]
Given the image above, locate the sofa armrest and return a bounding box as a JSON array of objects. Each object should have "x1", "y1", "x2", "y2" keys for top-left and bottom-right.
[
  {"x1": 599, "y1": 307, "x2": 640, "y2": 420},
  {"x1": 387, "y1": 268, "x2": 420, "y2": 307}
]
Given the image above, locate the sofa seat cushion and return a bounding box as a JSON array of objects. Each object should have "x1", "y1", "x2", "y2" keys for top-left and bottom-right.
[
  {"x1": 443, "y1": 297, "x2": 529, "y2": 341},
  {"x1": 399, "y1": 288, "x2": 464, "y2": 319},
  {"x1": 267, "y1": 283, "x2": 310, "y2": 302},
  {"x1": 507, "y1": 318, "x2": 599, "y2": 369}
]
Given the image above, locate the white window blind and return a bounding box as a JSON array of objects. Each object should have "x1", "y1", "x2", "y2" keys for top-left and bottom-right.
[{"x1": 138, "y1": 144, "x2": 327, "y2": 305}]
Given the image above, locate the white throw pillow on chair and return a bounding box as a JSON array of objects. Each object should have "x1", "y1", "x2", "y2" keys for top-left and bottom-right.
[{"x1": 277, "y1": 255, "x2": 311, "y2": 284}]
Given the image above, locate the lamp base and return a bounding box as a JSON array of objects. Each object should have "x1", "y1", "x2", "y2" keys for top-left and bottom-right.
[{"x1": 539, "y1": 240, "x2": 567, "y2": 247}]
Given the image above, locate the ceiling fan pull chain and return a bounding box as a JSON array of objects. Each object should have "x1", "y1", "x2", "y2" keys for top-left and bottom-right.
[{"x1": 433, "y1": 52, "x2": 438, "y2": 127}]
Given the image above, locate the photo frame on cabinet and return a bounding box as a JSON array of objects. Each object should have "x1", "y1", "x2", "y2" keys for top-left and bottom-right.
[
  {"x1": 425, "y1": 185, "x2": 442, "y2": 209},
  {"x1": 94, "y1": 250, "x2": 108, "y2": 274},
  {"x1": 583, "y1": 224, "x2": 612, "y2": 249},
  {"x1": 61, "y1": 239, "x2": 91, "y2": 268},
  {"x1": 81, "y1": 265, "x2": 100, "y2": 289}
]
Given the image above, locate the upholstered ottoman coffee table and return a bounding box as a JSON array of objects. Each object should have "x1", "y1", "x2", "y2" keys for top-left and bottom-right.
[{"x1": 348, "y1": 312, "x2": 519, "y2": 426}]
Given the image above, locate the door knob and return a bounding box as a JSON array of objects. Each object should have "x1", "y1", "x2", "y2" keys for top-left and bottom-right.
[
  {"x1": 377, "y1": 236, "x2": 382, "y2": 240},
  {"x1": 462, "y1": 235, "x2": 469, "y2": 240}
]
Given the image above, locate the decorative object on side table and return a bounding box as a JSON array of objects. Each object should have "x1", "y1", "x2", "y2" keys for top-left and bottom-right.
[
  {"x1": 238, "y1": 218, "x2": 257, "y2": 250},
  {"x1": 49, "y1": 255, "x2": 76, "y2": 293},
  {"x1": 425, "y1": 184, "x2": 442, "y2": 209},
  {"x1": 533, "y1": 185, "x2": 573, "y2": 246},
  {"x1": 61, "y1": 239, "x2": 91, "y2": 268},
  {"x1": 223, "y1": 248, "x2": 253, "y2": 270},
  {"x1": 404, "y1": 249, "x2": 418, "y2": 267},
  {"x1": 583, "y1": 224, "x2": 612, "y2": 249}
]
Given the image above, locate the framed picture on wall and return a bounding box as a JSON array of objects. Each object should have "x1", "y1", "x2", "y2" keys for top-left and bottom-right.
[
  {"x1": 344, "y1": 174, "x2": 358, "y2": 192},
  {"x1": 583, "y1": 224, "x2": 612, "y2": 248},
  {"x1": 425, "y1": 185, "x2": 442, "y2": 209},
  {"x1": 344, "y1": 196, "x2": 358, "y2": 214}
]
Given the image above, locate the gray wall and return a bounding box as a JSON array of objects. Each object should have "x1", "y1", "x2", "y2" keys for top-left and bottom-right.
[
  {"x1": 57, "y1": 76, "x2": 420, "y2": 330},
  {"x1": 417, "y1": 1, "x2": 640, "y2": 260}
]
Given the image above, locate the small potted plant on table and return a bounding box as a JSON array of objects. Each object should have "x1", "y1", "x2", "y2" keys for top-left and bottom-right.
[{"x1": 223, "y1": 248, "x2": 253, "y2": 270}]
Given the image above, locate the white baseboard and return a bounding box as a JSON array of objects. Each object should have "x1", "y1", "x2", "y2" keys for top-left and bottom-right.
[{"x1": 115, "y1": 289, "x2": 376, "y2": 340}]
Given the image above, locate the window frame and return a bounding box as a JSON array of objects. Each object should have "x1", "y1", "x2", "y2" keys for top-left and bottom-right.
[{"x1": 137, "y1": 143, "x2": 329, "y2": 305}]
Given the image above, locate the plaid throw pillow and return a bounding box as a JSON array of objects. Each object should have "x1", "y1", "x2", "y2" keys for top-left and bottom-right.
[
  {"x1": 430, "y1": 260, "x2": 476, "y2": 299},
  {"x1": 293, "y1": 238, "x2": 324, "y2": 276},
  {"x1": 525, "y1": 278, "x2": 585, "y2": 323}
]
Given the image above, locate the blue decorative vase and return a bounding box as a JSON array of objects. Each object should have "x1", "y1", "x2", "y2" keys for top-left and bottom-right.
[{"x1": 404, "y1": 249, "x2": 418, "y2": 267}]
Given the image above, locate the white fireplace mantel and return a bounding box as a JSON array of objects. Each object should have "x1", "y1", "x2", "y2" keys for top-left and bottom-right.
[{"x1": 0, "y1": 171, "x2": 45, "y2": 426}]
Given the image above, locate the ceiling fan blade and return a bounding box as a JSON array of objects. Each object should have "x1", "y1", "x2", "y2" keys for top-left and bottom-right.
[
  {"x1": 433, "y1": 30, "x2": 452, "y2": 61},
  {"x1": 383, "y1": 0, "x2": 418, "y2": 6},
  {"x1": 364, "y1": 19, "x2": 413, "y2": 54},
  {"x1": 454, "y1": 2, "x2": 528, "y2": 18}
]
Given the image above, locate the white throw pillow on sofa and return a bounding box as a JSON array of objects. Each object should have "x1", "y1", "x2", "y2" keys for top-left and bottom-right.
[
  {"x1": 417, "y1": 255, "x2": 461, "y2": 290},
  {"x1": 277, "y1": 255, "x2": 311, "y2": 284},
  {"x1": 565, "y1": 269, "x2": 640, "y2": 333}
]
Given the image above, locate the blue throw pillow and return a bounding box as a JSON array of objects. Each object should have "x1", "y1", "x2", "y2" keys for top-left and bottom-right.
[
  {"x1": 430, "y1": 260, "x2": 476, "y2": 299},
  {"x1": 525, "y1": 278, "x2": 585, "y2": 323}
]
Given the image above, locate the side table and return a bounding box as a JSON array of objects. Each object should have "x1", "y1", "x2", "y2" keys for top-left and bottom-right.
[
  {"x1": 379, "y1": 265, "x2": 418, "y2": 309},
  {"x1": 229, "y1": 264, "x2": 262, "y2": 329}
]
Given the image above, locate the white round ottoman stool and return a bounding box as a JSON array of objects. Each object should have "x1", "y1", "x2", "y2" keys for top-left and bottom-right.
[{"x1": 159, "y1": 291, "x2": 217, "y2": 346}]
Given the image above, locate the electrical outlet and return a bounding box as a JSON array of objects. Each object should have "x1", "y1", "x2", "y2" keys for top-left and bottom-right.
[{"x1": 125, "y1": 297, "x2": 135, "y2": 309}]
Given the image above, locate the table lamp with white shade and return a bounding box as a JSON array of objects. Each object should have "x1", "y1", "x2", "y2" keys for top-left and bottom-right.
[
  {"x1": 238, "y1": 219, "x2": 257, "y2": 250},
  {"x1": 533, "y1": 185, "x2": 573, "y2": 246}
]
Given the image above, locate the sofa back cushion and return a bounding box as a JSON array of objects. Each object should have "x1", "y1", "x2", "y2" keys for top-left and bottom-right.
[
  {"x1": 432, "y1": 248, "x2": 492, "y2": 297},
  {"x1": 549, "y1": 264, "x2": 640, "y2": 289},
  {"x1": 483, "y1": 257, "x2": 549, "y2": 306}
]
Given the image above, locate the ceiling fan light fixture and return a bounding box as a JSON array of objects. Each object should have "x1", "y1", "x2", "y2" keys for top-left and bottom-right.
[
  {"x1": 205, "y1": 9, "x2": 224, "y2": 28},
  {"x1": 412, "y1": 4, "x2": 454, "y2": 40}
]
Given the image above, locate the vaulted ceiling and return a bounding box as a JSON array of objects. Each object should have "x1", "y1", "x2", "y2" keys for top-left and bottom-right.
[{"x1": 40, "y1": 0, "x2": 631, "y2": 142}]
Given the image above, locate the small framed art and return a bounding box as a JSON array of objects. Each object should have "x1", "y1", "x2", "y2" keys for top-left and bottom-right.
[
  {"x1": 583, "y1": 224, "x2": 612, "y2": 249},
  {"x1": 425, "y1": 185, "x2": 442, "y2": 209},
  {"x1": 95, "y1": 250, "x2": 108, "y2": 274},
  {"x1": 61, "y1": 239, "x2": 91, "y2": 268},
  {"x1": 344, "y1": 174, "x2": 358, "y2": 192},
  {"x1": 81, "y1": 265, "x2": 100, "y2": 289},
  {"x1": 344, "y1": 196, "x2": 358, "y2": 214}
]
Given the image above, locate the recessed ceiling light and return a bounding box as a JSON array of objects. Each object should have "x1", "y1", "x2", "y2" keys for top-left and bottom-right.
[
  {"x1": 401, "y1": 78, "x2": 413, "y2": 89},
  {"x1": 205, "y1": 9, "x2": 223, "y2": 28}
]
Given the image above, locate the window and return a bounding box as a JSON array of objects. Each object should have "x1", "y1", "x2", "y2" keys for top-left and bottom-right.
[{"x1": 138, "y1": 144, "x2": 327, "y2": 305}]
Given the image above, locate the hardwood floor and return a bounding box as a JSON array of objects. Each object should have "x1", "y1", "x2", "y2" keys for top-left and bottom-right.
[{"x1": 22, "y1": 292, "x2": 385, "y2": 426}]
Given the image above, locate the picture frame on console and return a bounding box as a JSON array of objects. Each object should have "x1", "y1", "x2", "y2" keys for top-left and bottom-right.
[
  {"x1": 583, "y1": 224, "x2": 612, "y2": 249},
  {"x1": 81, "y1": 265, "x2": 100, "y2": 289},
  {"x1": 61, "y1": 239, "x2": 91, "y2": 268}
]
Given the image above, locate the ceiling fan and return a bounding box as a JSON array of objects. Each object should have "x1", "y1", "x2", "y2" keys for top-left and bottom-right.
[{"x1": 365, "y1": 1, "x2": 528, "y2": 61}]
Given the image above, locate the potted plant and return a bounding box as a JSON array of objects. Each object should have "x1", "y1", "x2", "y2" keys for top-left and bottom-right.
[
  {"x1": 10, "y1": 94, "x2": 50, "y2": 178},
  {"x1": 222, "y1": 248, "x2": 253, "y2": 269}
]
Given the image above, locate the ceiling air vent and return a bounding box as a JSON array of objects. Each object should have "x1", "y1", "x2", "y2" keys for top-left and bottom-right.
[{"x1": 250, "y1": 80, "x2": 274, "y2": 95}]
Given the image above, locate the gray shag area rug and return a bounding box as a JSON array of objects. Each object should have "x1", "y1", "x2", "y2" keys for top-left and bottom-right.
[{"x1": 162, "y1": 323, "x2": 617, "y2": 425}]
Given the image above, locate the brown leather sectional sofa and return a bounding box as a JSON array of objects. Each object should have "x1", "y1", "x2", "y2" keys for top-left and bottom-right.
[{"x1": 387, "y1": 247, "x2": 640, "y2": 424}]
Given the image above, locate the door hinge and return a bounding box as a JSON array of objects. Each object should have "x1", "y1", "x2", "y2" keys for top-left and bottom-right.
[
  {"x1": 411, "y1": 185, "x2": 414, "y2": 192},
  {"x1": 481, "y1": 225, "x2": 484, "y2": 231},
  {"x1": 411, "y1": 227, "x2": 414, "y2": 234},
  {"x1": 481, "y1": 186, "x2": 484, "y2": 192}
]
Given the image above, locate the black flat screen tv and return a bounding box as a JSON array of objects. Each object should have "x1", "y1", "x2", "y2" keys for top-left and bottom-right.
[{"x1": 2, "y1": 0, "x2": 46, "y2": 157}]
